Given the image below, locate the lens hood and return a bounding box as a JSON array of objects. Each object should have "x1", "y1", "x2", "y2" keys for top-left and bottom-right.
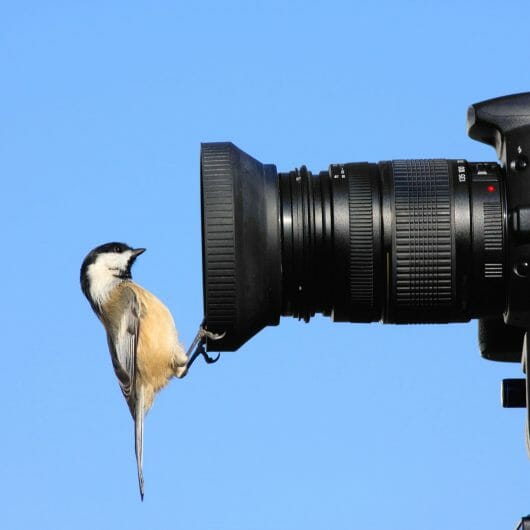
[{"x1": 201, "y1": 143, "x2": 281, "y2": 351}]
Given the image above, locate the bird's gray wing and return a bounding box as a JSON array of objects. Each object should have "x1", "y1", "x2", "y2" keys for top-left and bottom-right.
[{"x1": 104, "y1": 285, "x2": 140, "y2": 415}]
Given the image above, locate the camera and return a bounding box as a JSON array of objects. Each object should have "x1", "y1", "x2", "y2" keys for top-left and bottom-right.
[
  {"x1": 200, "y1": 91, "x2": 530, "y2": 528},
  {"x1": 200, "y1": 92, "x2": 530, "y2": 360}
]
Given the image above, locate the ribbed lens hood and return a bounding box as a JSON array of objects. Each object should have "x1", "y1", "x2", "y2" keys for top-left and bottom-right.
[{"x1": 201, "y1": 143, "x2": 281, "y2": 351}]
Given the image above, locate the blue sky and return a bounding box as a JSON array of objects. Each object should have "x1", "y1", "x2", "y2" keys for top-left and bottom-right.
[{"x1": 2, "y1": 1, "x2": 530, "y2": 529}]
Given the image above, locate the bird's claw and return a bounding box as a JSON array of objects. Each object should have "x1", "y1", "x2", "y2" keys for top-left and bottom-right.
[
  {"x1": 199, "y1": 327, "x2": 226, "y2": 342},
  {"x1": 201, "y1": 350, "x2": 221, "y2": 364}
]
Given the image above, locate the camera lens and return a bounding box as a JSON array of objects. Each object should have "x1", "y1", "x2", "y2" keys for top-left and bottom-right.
[{"x1": 201, "y1": 143, "x2": 506, "y2": 351}]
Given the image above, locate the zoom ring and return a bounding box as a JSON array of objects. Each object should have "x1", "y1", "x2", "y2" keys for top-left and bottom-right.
[{"x1": 392, "y1": 159, "x2": 453, "y2": 319}]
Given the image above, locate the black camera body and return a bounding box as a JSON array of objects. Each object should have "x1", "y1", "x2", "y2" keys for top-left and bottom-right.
[
  {"x1": 468, "y1": 94, "x2": 530, "y2": 362},
  {"x1": 201, "y1": 93, "x2": 530, "y2": 362}
]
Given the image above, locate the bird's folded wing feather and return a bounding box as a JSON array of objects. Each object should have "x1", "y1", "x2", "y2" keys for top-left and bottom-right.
[{"x1": 104, "y1": 285, "x2": 140, "y2": 415}]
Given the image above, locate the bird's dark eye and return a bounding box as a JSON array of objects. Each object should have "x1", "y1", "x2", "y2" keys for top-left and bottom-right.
[{"x1": 114, "y1": 246, "x2": 122, "y2": 253}]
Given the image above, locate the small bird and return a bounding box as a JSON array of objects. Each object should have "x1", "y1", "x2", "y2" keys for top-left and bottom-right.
[{"x1": 80, "y1": 242, "x2": 219, "y2": 499}]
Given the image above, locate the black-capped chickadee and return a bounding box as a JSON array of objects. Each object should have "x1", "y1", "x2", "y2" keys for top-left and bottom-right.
[{"x1": 80, "y1": 242, "x2": 219, "y2": 500}]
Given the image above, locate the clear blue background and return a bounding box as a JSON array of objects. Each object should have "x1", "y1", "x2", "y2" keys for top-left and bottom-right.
[{"x1": 2, "y1": 1, "x2": 530, "y2": 529}]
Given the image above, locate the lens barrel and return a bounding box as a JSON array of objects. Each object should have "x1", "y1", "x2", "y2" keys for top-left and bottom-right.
[
  {"x1": 201, "y1": 143, "x2": 506, "y2": 351},
  {"x1": 279, "y1": 163, "x2": 384, "y2": 323}
]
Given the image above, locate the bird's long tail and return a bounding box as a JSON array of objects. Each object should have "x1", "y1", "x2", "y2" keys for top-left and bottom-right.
[{"x1": 135, "y1": 387, "x2": 145, "y2": 501}]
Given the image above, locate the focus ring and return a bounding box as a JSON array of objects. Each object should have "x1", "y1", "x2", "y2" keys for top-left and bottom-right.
[
  {"x1": 392, "y1": 159, "x2": 453, "y2": 319},
  {"x1": 328, "y1": 163, "x2": 380, "y2": 322}
]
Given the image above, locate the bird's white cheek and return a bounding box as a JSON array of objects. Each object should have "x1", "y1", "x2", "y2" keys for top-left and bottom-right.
[{"x1": 87, "y1": 263, "x2": 120, "y2": 306}]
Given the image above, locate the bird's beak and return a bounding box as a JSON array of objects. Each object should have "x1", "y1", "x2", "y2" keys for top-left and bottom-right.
[{"x1": 131, "y1": 248, "x2": 146, "y2": 257}]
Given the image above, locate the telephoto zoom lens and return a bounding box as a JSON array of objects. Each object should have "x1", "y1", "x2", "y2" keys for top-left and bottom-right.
[{"x1": 201, "y1": 143, "x2": 506, "y2": 351}]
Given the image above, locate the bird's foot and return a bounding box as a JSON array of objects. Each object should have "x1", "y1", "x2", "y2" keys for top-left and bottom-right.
[
  {"x1": 185, "y1": 342, "x2": 220, "y2": 370},
  {"x1": 184, "y1": 324, "x2": 224, "y2": 371},
  {"x1": 200, "y1": 348, "x2": 221, "y2": 364}
]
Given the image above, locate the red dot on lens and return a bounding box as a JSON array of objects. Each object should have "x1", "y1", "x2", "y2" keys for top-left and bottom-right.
[{"x1": 487, "y1": 185, "x2": 496, "y2": 193}]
